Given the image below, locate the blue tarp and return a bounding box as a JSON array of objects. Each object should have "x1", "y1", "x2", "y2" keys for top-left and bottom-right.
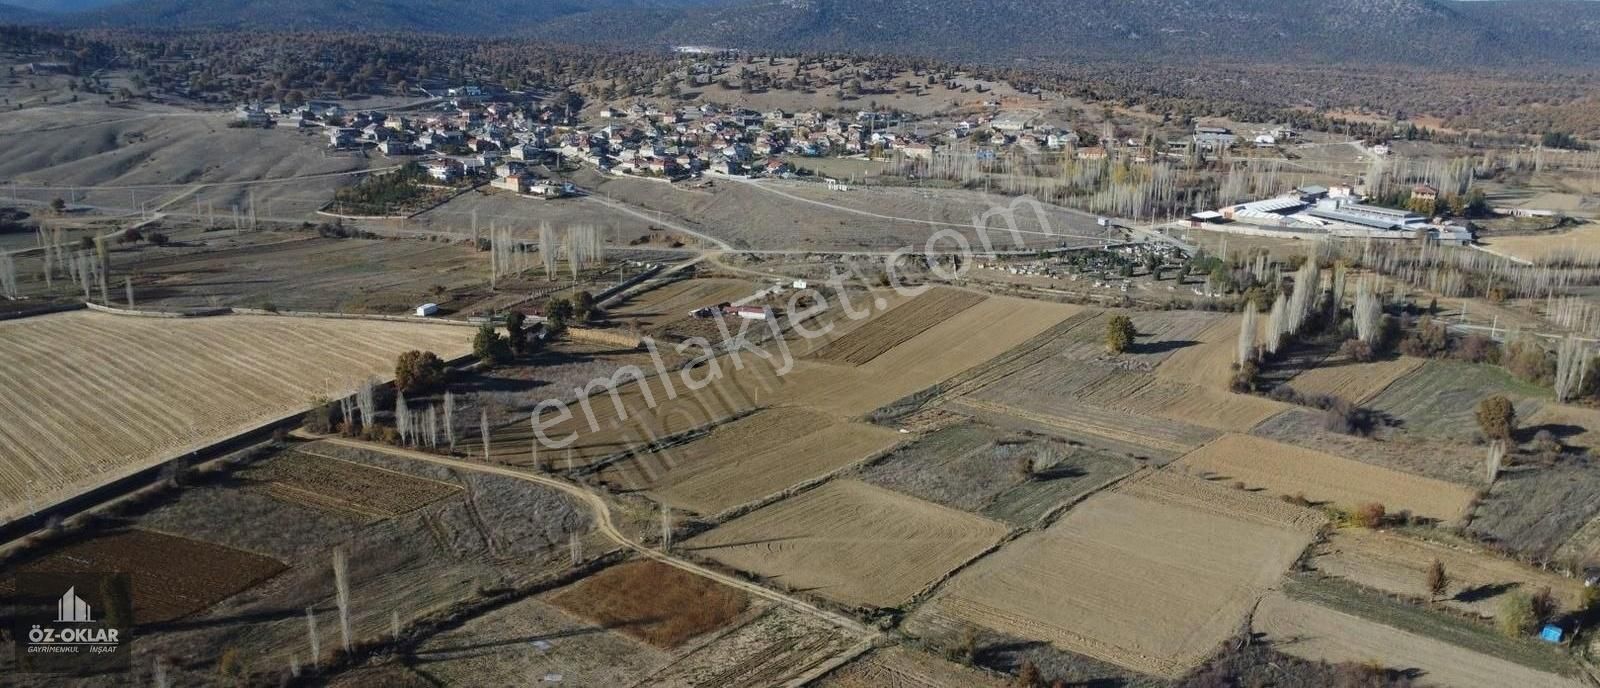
[{"x1": 1540, "y1": 624, "x2": 1564, "y2": 643}]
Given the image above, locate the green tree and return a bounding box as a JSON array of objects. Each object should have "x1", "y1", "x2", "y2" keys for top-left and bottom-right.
[
  {"x1": 472, "y1": 325, "x2": 512, "y2": 366},
  {"x1": 572, "y1": 290, "x2": 598, "y2": 322},
  {"x1": 1475, "y1": 395, "x2": 1517, "y2": 442},
  {"x1": 505, "y1": 310, "x2": 527, "y2": 356},
  {"x1": 545, "y1": 296, "x2": 575, "y2": 323},
  {"x1": 395, "y1": 350, "x2": 446, "y2": 393},
  {"x1": 1105, "y1": 314, "x2": 1136, "y2": 354}
]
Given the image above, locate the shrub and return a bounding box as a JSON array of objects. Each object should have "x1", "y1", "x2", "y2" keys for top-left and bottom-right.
[
  {"x1": 1398, "y1": 317, "x2": 1449, "y2": 358},
  {"x1": 1339, "y1": 338, "x2": 1375, "y2": 363},
  {"x1": 1452, "y1": 334, "x2": 1498, "y2": 364},
  {"x1": 1475, "y1": 395, "x2": 1517, "y2": 442},
  {"x1": 147, "y1": 231, "x2": 168, "y2": 246},
  {"x1": 1497, "y1": 592, "x2": 1538, "y2": 638},
  {"x1": 1352, "y1": 502, "x2": 1387, "y2": 528},
  {"x1": 1504, "y1": 339, "x2": 1554, "y2": 386}
]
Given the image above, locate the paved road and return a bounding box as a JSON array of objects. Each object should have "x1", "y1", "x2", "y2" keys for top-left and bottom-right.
[{"x1": 308, "y1": 434, "x2": 875, "y2": 638}]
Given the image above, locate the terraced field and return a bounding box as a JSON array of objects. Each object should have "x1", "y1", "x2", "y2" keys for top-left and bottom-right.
[{"x1": 0, "y1": 311, "x2": 471, "y2": 524}]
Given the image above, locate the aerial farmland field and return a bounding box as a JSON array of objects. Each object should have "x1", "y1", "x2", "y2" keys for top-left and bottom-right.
[
  {"x1": 908, "y1": 471, "x2": 1320, "y2": 678},
  {"x1": 0, "y1": 311, "x2": 471, "y2": 524},
  {"x1": 684, "y1": 479, "x2": 1008, "y2": 609}
]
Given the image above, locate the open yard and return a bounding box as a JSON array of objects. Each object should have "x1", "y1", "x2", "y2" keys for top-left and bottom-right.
[
  {"x1": 0, "y1": 311, "x2": 472, "y2": 524},
  {"x1": 0, "y1": 528, "x2": 286, "y2": 624},
  {"x1": 908, "y1": 472, "x2": 1319, "y2": 678},
  {"x1": 1174, "y1": 433, "x2": 1480, "y2": 524},
  {"x1": 684, "y1": 479, "x2": 1008, "y2": 609},
  {"x1": 1312, "y1": 529, "x2": 1586, "y2": 619},
  {"x1": 1254, "y1": 591, "x2": 1585, "y2": 688}
]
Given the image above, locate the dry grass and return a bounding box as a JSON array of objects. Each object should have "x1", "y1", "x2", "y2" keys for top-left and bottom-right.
[
  {"x1": 1254, "y1": 592, "x2": 1587, "y2": 688},
  {"x1": 549, "y1": 559, "x2": 750, "y2": 649},
  {"x1": 607, "y1": 277, "x2": 762, "y2": 335},
  {"x1": 0, "y1": 312, "x2": 471, "y2": 523},
  {"x1": 685, "y1": 479, "x2": 1008, "y2": 609},
  {"x1": 914, "y1": 472, "x2": 1318, "y2": 678},
  {"x1": 1286, "y1": 356, "x2": 1425, "y2": 404},
  {"x1": 1479, "y1": 224, "x2": 1600, "y2": 264},
  {"x1": 810, "y1": 288, "x2": 986, "y2": 365},
  {"x1": 1313, "y1": 529, "x2": 1586, "y2": 619},
  {"x1": 1173, "y1": 434, "x2": 1479, "y2": 524},
  {"x1": 1526, "y1": 403, "x2": 1600, "y2": 450},
  {"x1": 1154, "y1": 315, "x2": 1246, "y2": 388}
]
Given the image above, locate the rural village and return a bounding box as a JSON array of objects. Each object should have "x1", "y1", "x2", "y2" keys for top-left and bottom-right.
[{"x1": 3, "y1": 22, "x2": 1600, "y2": 688}]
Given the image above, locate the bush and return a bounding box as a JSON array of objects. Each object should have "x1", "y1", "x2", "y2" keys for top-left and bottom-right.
[
  {"x1": 1475, "y1": 395, "x2": 1517, "y2": 441},
  {"x1": 1452, "y1": 334, "x2": 1498, "y2": 364},
  {"x1": 1497, "y1": 592, "x2": 1538, "y2": 638},
  {"x1": 395, "y1": 350, "x2": 446, "y2": 393},
  {"x1": 1352, "y1": 502, "x2": 1387, "y2": 528},
  {"x1": 1339, "y1": 338, "x2": 1375, "y2": 363},
  {"x1": 1398, "y1": 317, "x2": 1449, "y2": 358},
  {"x1": 1504, "y1": 339, "x2": 1554, "y2": 386}
]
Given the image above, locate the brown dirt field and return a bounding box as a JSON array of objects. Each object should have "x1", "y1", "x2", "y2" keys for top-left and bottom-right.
[
  {"x1": 1253, "y1": 592, "x2": 1587, "y2": 688},
  {"x1": 1173, "y1": 434, "x2": 1479, "y2": 524},
  {"x1": 2, "y1": 529, "x2": 285, "y2": 624},
  {"x1": 1154, "y1": 315, "x2": 1245, "y2": 388},
  {"x1": 1285, "y1": 356, "x2": 1426, "y2": 404},
  {"x1": 951, "y1": 397, "x2": 1218, "y2": 459},
  {"x1": 0, "y1": 311, "x2": 471, "y2": 524},
  {"x1": 1312, "y1": 529, "x2": 1586, "y2": 619},
  {"x1": 809, "y1": 288, "x2": 986, "y2": 365},
  {"x1": 644, "y1": 411, "x2": 902, "y2": 516},
  {"x1": 818, "y1": 647, "x2": 1008, "y2": 688},
  {"x1": 549, "y1": 559, "x2": 750, "y2": 649},
  {"x1": 684, "y1": 480, "x2": 1008, "y2": 609},
  {"x1": 638, "y1": 602, "x2": 862, "y2": 687},
  {"x1": 607, "y1": 277, "x2": 762, "y2": 335},
  {"x1": 913, "y1": 472, "x2": 1317, "y2": 678},
  {"x1": 242, "y1": 449, "x2": 462, "y2": 520}
]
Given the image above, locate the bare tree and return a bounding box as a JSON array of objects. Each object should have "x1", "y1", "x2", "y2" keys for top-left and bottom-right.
[
  {"x1": 333, "y1": 549, "x2": 351, "y2": 654},
  {"x1": 1237, "y1": 301, "x2": 1258, "y2": 366},
  {"x1": 356, "y1": 378, "x2": 377, "y2": 430},
  {"x1": 480, "y1": 408, "x2": 491, "y2": 461},
  {"x1": 1354, "y1": 276, "x2": 1381, "y2": 345},
  {"x1": 443, "y1": 391, "x2": 457, "y2": 450},
  {"x1": 1486, "y1": 440, "x2": 1507, "y2": 484},
  {"x1": 305, "y1": 606, "x2": 320, "y2": 666},
  {"x1": 1555, "y1": 335, "x2": 1591, "y2": 403},
  {"x1": 0, "y1": 252, "x2": 17, "y2": 299},
  {"x1": 395, "y1": 392, "x2": 411, "y2": 445}
]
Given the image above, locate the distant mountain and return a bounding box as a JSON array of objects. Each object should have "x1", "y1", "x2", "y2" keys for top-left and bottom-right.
[
  {"x1": 7, "y1": 0, "x2": 127, "y2": 13},
  {"x1": 531, "y1": 0, "x2": 1600, "y2": 67},
  {"x1": 36, "y1": 0, "x2": 1600, "y2": 67},
  {"x1": 0, "y1": 2, "x2": 46, "y2": 22},
  {"x1": 66, "y1": 0, "x2": 725, "y2": 33}
]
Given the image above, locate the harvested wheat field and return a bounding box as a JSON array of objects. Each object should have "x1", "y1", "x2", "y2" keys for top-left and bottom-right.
[
  {"x1": 0, "y1": 528, "x2": 286, "y2": 624},
  {"x1": 1285, "y1": 356, "x2": 1425, "y2": 404},
  {"x1": 684, "y1": 479, "x2": 1008, "y2": 609},
  {"x1": 1070, "y1": 369, "x2": 1288, "y2": 433},
  {"x1": 810, "y1": 288, "x2": 986, "y2": 365},
  {"x1": 1480, "y1": 224, "x2": 1600, "y2": 264},
  {"x1": 629, "y1": 410, "x2": 902, "y2": 516},
  {"x1": 0, "y1": 311, "x2": 471, "y2": 523},
  {"x1": 1253, "y1": 592, "x2": 1587, "y2": 688},
  {"x1": 549, "y1": 559, "x2": 750, "y2": 649},
  {"x1": 242, "y1": 449, "x2": 462, "y2": 520},
  {"x1": 818, "y1": 647, "x2": 1008, "y2": 688},
  {"x1": 1313, "y1": 529, "x2": 1586, "y2": 619},
  {"x1": 1174, "y1": 434, "x2": 1478, "y2": 524},
  {"x1": 1154, "y1": 314, "x2": 1248, "y2": 388},
  {"x1": 913, "y1": 472, "x2": 1319, "y2": 678},
  {"x1": 1052, "y1": 310, "x2": 1226, "y2": 369},
  {"x1": 951, "y1": 397, "x2": 1218, "y2": 460}
]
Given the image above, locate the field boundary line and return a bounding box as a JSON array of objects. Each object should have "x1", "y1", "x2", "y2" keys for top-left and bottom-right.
[
  {"x1": 785, "y1": 638, "x2": 877, "y2": 688},
  {"x1": 305, "y1": 434, "x2": 877, "y2": 638}
]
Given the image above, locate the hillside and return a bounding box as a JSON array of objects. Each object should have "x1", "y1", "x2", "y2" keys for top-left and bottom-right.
[
  {"x1": 64, "y1": 0, "x2": 722, "y2": 33},
  {"x1": 531, "y1": 0, "x2": 1600, "y2": 67},
  {"x1": 0, "y1": 2, "x2": 46, "y2": 22}
]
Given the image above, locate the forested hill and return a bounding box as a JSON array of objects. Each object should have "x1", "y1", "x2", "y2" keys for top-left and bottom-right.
[{"x1": 15, "y1": 0, "x2": 1600, "y2": 68}]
